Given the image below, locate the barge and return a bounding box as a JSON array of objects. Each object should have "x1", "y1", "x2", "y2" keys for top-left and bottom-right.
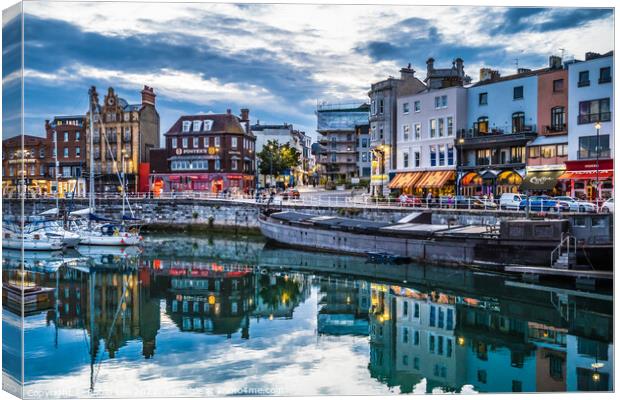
[{"x1": 258, "y1": 210, "x2": 613, "y2": 271}]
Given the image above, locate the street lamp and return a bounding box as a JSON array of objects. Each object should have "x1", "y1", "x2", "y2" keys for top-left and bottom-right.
[
  {"x1": 269, "y1": 144, "x2": 274, "y2": 188},
  {"x1": 457, "y1": 137, "x2": 465, "y2": 196},
  {"x1": 594, "y1": 121, "x2": 601, "y2": 203}
]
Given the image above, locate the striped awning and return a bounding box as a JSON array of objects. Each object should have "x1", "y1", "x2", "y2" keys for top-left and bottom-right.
[
  {"x1": 389, "y1": 171, "x2": 455, "y2": 189},
  {"x1": 558, "y1": 170, "x2": 613, "y2": 180}
]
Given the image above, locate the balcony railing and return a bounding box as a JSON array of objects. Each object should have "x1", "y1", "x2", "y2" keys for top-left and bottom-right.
[
  {"x1": 543, "y1": 124, "x2": 567, "y2": 134},
  {"x1": 599, "y1": 76, "x2": 611, "y2": 84},
  {"x1": 577, "y1": 112, "x2": 611, "y2": 124},
  {"x1": 464, "y1": 124, "x2": 535, "y2": 138},
  {"x1": 474, "y1": 157, "x2": 524, "y2": 167},
  {"x1": 577, "y1": 149, "x2": 611, "y2": 160}
]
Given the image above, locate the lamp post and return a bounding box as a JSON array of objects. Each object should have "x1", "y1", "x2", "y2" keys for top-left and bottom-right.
[
  {"x1": 457, "y1": 137, "x2": 465, "y2": 196},
  {"x1": 121, "y1": 148, "x2": 127, "y2": 217},
  {"x1": 269, "y1": 144, "x2": 274, "y2": 188},
  {"x1": 595, "y1": 121, "x2": 601, "y2": 203}
]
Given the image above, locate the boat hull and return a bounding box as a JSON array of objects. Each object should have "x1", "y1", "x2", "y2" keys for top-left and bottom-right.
[{"x1": 2, "y1": 238, "x2": 64, "y2": 251}]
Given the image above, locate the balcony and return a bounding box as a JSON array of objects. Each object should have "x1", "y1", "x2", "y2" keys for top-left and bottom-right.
[
  {"x1": 456, "y1": 128, "x2": 537, "y2": 150},
  {"x1": 577, "y1": 149, "x2": 611, "y2": 160},
  {"x1": 543, "y1": 124, "x2": 567, "y2": 135},
  {"x1": 577, "y1": 112, "x2": 611, "y2": 125},
  {"x1": 577, "y1": 80, "x2": 590, "y2": 87}
]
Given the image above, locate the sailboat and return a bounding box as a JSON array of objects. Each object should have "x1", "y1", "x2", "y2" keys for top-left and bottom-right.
[
  {"x1": 75, "y1": 86, "x2": 143, "y2": 247},
  {"x1": 2, "y1": 225, "x2": 65, "y2": 251}
]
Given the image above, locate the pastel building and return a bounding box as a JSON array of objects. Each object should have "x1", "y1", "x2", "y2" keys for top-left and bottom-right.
[
  {"x1": 560, "y1": 51, "x2": 613, "y2": 200},
  {"x1": 457, "y1": 68, "x2": 539, "y2": 196}
]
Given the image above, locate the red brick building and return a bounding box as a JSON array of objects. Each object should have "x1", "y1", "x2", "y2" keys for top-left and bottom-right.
[
  {"x1": 45, "y1": 115, "x2": 87, "y2": 197},
  {"x1": 2, "y1": 134, "x2": 49, "y2": 196},
  {"x1": 149, "y1": 109, "x2": 256, "y2": 194}
]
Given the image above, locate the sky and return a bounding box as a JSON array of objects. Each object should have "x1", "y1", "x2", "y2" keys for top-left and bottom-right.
[{"x1": 2, "y1": 1, "x2": 615, "y2": 142}]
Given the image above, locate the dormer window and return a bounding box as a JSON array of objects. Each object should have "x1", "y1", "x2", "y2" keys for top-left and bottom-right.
[
  {"x1": 204, "y1": 120, "x2": 214, "y2": 131},
  {"x1": 193, "y1": 120, "x2": 202, "y2": 131},
  {"x1": 182, "y1": 121, "x2": 192, "y2": 132}
]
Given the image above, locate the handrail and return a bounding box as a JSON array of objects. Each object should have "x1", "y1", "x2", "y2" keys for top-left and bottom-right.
[{"x1": 550, "y1": 232, "x2": 577, "y2": 267}]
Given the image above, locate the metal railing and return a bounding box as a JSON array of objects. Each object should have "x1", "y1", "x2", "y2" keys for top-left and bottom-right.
[{"x1": 550, "y1": 232, "x2": 577, "y2": 267}]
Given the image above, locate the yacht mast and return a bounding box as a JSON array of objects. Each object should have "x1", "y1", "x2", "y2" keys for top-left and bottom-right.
[{"x1": 88, "y1": 87, "x2": 96, "y2": 216}]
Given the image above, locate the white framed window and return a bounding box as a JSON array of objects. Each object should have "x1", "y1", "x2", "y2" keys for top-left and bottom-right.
[
  {"x1": 414, "y1": 101, "x2": 421, "y2": 112},
  {"x1": 439, "y1": 144, "x2": 446, "y2": 166},
  {"x1": 403, "y1": 102, "x2": 410, "y2": 114},
  {"x1": 171, "y1": 137, "x2": 177, "y2": 148},
  {"x1": 379, "y1": 99, "x2": 384, "y2": 114},
  {"x1": 231, "y1": 159, "x2": 238, "y2": 170},
  {"x1": 231, "y1": 137, "x2": 238, "y2": 149},
  {"x1": 76, "y1": 147, "x2": 80, "y2": 158},
  {"x1": 214, "y1": 136, "x2": 220, "y2": 147},
  {"x1": 438, "y1": 118, "x2": 444, "y2": 137},
  {"x1": 414, "y1": 151, "x2": 420, "y2": 167},
  {"x1": 447, "y1": 117, "x2": 454, "y2": 136},
  {"x1": 193, "y1": 120, "x2": 202, "y2": 131},
  {"x1": 63, "y1": 147, "x2": 69, "y2": 158},
  {"x1": 182, "y1": 121, "x2": 192, "y2": 132},
  {"x1": 441, "y1": 95, "x2": 447, "y2": 108},
  {"x1": 182, "y1": 137, "x2": 188, "y2": 148},
  {"x1": 414, "y1": 123, "x2": 421, "y2": 140},
  {"x1": 64, "y1": 132, "x2": 69, "y2": 142},
  {"x1": 75, "y1": 131, "x2": 80, "y2": 141},
  {"x1": 215, "y1": 159, "x2": 221, "y2": 170},
  {"x1": 403, "y1": 152, "x2": 409, "y2": 168},
  {"x1": 429, "y1": 119, "x2": 437, "y2": 138},
  {"x1": 403, "y1": 125, "x2": 410, "y2": 141},
  {"x1": 193, "y1": 137, "x2": 199, "y2": 147},
  {"x1": 204, "y1": 120, "x2": 214, "y2": 131}
]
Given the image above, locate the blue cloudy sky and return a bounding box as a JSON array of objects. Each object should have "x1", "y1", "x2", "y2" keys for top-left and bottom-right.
[{"x1": 2, "y1": 1, "x2": 614, "y2": 141}]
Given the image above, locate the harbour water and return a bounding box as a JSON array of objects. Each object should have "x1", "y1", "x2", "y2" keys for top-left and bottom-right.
[{"x1": 2, "y1": 233, "x2": 614, "y2": 397}]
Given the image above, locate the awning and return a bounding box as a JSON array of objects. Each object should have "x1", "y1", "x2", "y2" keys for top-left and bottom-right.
[
  {"x1": 388, "y1": 171, "x2": 454, "y2": 189},
  {"x1": 168, "y1": 175, "x2": 180, "y2": 182},
  {"x1": 558, "y1": 170, "x2": 613, "y2": 180},
  {"x1": 519, "y1": 170, "x2": 564, "y2": 191}
]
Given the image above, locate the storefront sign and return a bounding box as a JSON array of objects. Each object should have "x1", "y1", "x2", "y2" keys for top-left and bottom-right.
[
  {"x1": 8, "y1": 159, "x2": 36, "y2": 164},
  {"x1": 175, "y1": 148, "x2": 210, "y2": 155},
  {"x1": 565, "y1": 159, "x2": 613, "y2": 171}
]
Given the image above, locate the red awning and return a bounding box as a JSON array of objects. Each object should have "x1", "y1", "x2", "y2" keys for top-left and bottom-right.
[
  {"x1": 167, "y1": 175, "x2": 180, "y2": 182},
  {"x1": 558, "y1": 170, "x2": 613, "y2": 180}
]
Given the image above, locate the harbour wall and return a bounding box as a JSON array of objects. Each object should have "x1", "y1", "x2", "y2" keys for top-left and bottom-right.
[{"x1": 12, "y1": 197, "x2": 528, "y2": 232}]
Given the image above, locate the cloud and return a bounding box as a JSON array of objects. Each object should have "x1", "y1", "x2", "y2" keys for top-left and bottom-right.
[{"x1": 491, "y1": 7, "x2": 613, "y2": 35}]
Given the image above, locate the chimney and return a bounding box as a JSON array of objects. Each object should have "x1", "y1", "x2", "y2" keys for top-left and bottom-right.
[
  {"x1": 455, "y1": 58, "x2": 464, "y2": 76},
  {"x1": 479, "y1": 68, "x2": 500, "y2": 82},
  {"x1": 517, "y1": 67, "x2": 531, "y2": 74},
  {"x1": 426, "y1": 58, "x2": 435, "y2": 75},
  {"x1": 400, "y1": 63, "x2": 415, "y2": 80},
  {"x1": 548, "y1": 55, "x2": 562, "y2": 69},
  {"x1": 141, "y1": 85, "x2": 156, "y2": 106},
  {"x1": 226, "y1": 108, "x2": 232, "y2": 115},
  {"x1": 240, "y1": 108, "x2": 249, "y2": 121}
]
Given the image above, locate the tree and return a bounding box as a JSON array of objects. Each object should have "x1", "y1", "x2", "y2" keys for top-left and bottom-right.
[{"x1": 257, "y1": 139, "x2": 301, "y2": 177}]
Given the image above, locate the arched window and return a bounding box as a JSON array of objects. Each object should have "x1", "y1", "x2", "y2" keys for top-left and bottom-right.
[
  {"x1": 551, "y1": 107, "x2": 565, "y2": 132},
  {"x1": 512, "y1": 112, "x2": 525, "y2": 133}
]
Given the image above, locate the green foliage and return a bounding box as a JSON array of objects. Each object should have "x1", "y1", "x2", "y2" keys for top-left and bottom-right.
[{"x1": 257, "y1": 139, "x2": 301, "y2": 177}]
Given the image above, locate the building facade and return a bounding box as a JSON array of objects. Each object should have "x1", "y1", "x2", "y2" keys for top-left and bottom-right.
[
  {"x1": 355, "y1": 123, "x2": 371, "y2": 181},
  {"x1": 457, "y1": 68, "x2": 539, "y2": 196},
  {"x1": 316, "y1": 102, "x2": 370, "y2": 183},
  {"x1": 561, "y1": 51, "x2": 613, "y2": 200},
  {"x1": 391, "y1": 59, "x2": 469, "y2": 196},
  {"x1": 85, "y1": 86, "x2": 160, "y2": 193},
  {"x1": 2, "y1": 134, "x2": 49, "y2": 196},
  {"x1": 149, "y1": 109, "x2": 256, "y2": 194},
  {"x1": 368, "y1": 65, "x2": 426, "y2": 196},
  {"x1": 44, "y1": 115, "x2": 87, "y2": 197}
]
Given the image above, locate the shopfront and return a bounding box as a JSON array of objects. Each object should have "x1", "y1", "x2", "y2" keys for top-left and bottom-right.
[
  {"x1": 459, "y1": 169, "x2": 524, "y2": 197},
  {"x1": 519, "y1": 170, "x2": 564, "y2": 195},
  {"x1": 558, "y1": 159, "x2": 613, "y2": 200},
  {"x1": 389, "y1": 170, "x2": 455, "y2": 196},
  {"x1": 152, "y1": 173, "x2": 255, "y2": 195}
]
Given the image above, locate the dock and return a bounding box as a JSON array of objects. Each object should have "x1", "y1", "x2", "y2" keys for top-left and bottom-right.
[{"x1": 504, "y1": 265, "x2": 613, "y2": 282}]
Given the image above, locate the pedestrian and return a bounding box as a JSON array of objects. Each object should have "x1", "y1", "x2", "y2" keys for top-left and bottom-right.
[{"x1": 426, "y1": 192, "x2": 432, "y2": 208}]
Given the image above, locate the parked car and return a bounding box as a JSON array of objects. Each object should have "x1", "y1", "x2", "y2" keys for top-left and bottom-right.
[
  {"x1": 518, "y1": 195, "x2": 569, "y2": 212},
  {"x1": 499, "y1": 193, "x2": 527, "y2": 210},
  {"x1": 280, "y1": 189, "x2": 300, "y2": 200},
  {"x1": 601, "y1": 198, "x2": 614, "y2": 213},
  {"x1": 554, "y1": 196, "x2": 596, "y2": 212}
]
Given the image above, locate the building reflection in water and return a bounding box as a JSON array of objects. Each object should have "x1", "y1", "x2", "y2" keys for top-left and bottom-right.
[{"x1": 2, "y1": 239, "x2": 614, "y2": 395}]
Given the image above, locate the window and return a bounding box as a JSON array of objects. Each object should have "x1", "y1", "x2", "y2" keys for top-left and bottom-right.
[
  {"x1": 193, "y1": 137, "x2": 199, "y2": 148},
  {"x1": 438, "y1": 144, "x2": 445, "y2": 166},
  {"x1": 403, "y1": 327, "x2": 409, "y2": 343},
  {"x1": 63, "y1": 147, "x2": 69, "y2": 158},
  {"x1": 402, "y1": 355, "x2": 409, "y2": 366},
  {"x1": 379, "y1": 99, "x2": 384, "y2": 114},
  {"x1": 437, "y1": 336, "x2": 444, "y2": 355},
  {"x1": 447, "y1": 117, "x2": 453, "y2": 136},
  {"x1": 438, "y1": 118, "x2": 444, "y2": 137},
  {"x1": 434, "y1": 96, "x2": 440, "y2": 108},
  {"x1": 215, "y1": 159, "x2": 221, "y2": 170},
  {"x1": 447, "y1": 145, "x2": 454, "y2": 166},
  {"x1": 513, "y1": 86, "x2": 524, "y2": 100},
  {"x1": 429, "y1": 119, "x2": 437, "y2": 138},
  {"x1": 447, "y1": 338, "x2": 453, "y2": 357},
  {"x1": 214, "y1": 136, "x2": 221, "y2": 147},
  {"x1": 371, "y1": 100, "x2": 376, "y2": 115},
  {"x1": 403, "y1": 125, "x2": 410, "y2": 141},
  {"x1": 204, "y1": 120, "x2": 213, "y2": 131},
  {"x1": 430, "y1": 146, "x2": 437, "y2": 167},
  {"x1": 171, "y1": 137, "x2": 177, "y2": 148},
  {"x1": 403, "y1": 152, "x2": 409, "y2": 168},
  {"x1": 479, "y1": 92, "x2": 488, "y2": 105},
  {"x1": 541, "y1": 145, "x2": 556, "y2": 158},
  {"x1": 549, "y1": 355, "x2": 563, "y2": 380},
  {"x1": 512, "y1": 112, "x2": 525, "y2": 133},
  {"x1": 413, "y1": 357, "x2": 420, "y2": 370},
  {"x1": 64, "y1": 132, "x2": 69, "y2": 142},
  {"x1": 578, "y1": 135, "x2": 610, "y2": 159},
  {"x1": 446, "y1": 309, "x2": 453, "y2": 330},
  {"x1": 599, "y1": 66, "x2": 611, "y2": 83},
  {"x1": 429, "y1": 335, "x2": 435, "y2": 353},
  {"x1": 231, "y1": 137, "x2": 238, "y2": 149},
  {"x1": 477, "y1": 117, "x2": 489, "y2": 134},
  {"x1": 182, "y1": 137, "x2": 188, "y2": 148},
  {"x1": 553, "y1": 79, "x2": 564, "y2": 92},
  {"x1": 75, "y1": 131, "x2": 80, "y2": 141},
  {"x1": 414, "y1": 152, "x2": 420, "y2": 167},
  {"x1": 557, "y1": 144, "x2": 568, "y2": 157},
  {"x1": 39, "y1": 148, "x2": 45, "y2": 158},
  {"x1": 414, "y1": 123, "x2": 421, "y2": 140},
  {"x1": 578, "y1": 98, "x2": 611, "y2": 124},
  {"x1": 76, "y1": 147, "x2": 80, "y2": 157},
  {"x1": 403, "y1": 102, "x2": 410, "y2": 113},
  {"x1": 379, "y1": 125, "x2": 384, "y2": 139},
  {"x1": 231, "y1": 159, "x2": 238, "y2": 170},
  {"x1": 414, "y1": 330, "x2": 420, "y2": 346},
  {"x1": 512, "y1": 380, "x2": 522, "y2": 392},
  {"x1": 39, "y1": 165, "x2": 45, "y2": 176},
  {"x1": 193, "y1": 120, "x2": 202, "y2": 131},
  {"x1": 441, "y1": 95, "x2": 447, "y2": 107},
  {"x1": 529, "y1": 146, "x2": 540, "y2": 158},
  {"x1": 477, "y1": 370, "x2": 487, "y2": 384},
  {"x1": 361, "y1": 138, "x2": 368, "y2": 148},
  {"x1": 551, "y1": 106, "x2": 566, "y2": 130},
  {"x1": 414, "y1": 101, "x2": 420, "y2": 112},
  {"x1": 429, "y1": 305, "x2": 436, "y2": 326},
  {"x1": 578, "y1": 70, "x2": 590, "y2": 87},
  {"x1": 182, "y1": 121, "x2": 192, "y2": 132}
]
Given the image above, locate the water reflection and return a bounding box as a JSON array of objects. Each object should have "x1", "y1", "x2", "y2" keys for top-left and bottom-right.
[{"x1": 2, "y1": 234, "x2": 613, "y2": 397}]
